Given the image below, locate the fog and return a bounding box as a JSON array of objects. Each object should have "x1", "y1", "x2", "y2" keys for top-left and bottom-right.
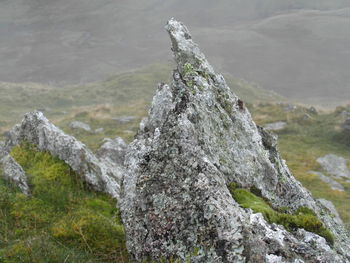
[{"x1": 1, "y1": 0, "x2": 350, "y2": 103}]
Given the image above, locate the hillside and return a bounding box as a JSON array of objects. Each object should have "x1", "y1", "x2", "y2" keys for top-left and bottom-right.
[
  {"x1": 0, "y1": 63, "x2": 283, "y2": 141},
  {"x1": 1, "y1": 1, "x2": 350, "y2": 102}
]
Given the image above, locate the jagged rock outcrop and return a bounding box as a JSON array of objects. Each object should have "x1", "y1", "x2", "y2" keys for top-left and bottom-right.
[
  {"x1": 0, "y1": 142, "x2": 29, "y2": 195},
  {"x1": 2, "y1": 111, "x2": 123, "y2": 199},
  {"x1": 121, "y1": 19, "x2": 350, "y2": 262}
]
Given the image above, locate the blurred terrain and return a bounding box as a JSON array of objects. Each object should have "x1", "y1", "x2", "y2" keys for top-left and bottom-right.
[{"x1": 1, "y1": 0, "x2": 350, "y2": 104}]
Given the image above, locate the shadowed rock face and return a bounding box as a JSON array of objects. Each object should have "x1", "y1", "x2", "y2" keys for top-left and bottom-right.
[
  {"x1": 120, "y1": 19, "x2": 350, "y2": 262},
  {"x1": 0, "y1": 152, "x2": 29, "y2": 195},
  {"x1": 2, "y1": 111, "x2": 123, "y2": 199}
]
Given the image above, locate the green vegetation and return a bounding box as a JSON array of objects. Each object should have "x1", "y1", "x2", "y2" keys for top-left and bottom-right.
[
  {"x1": 228, "y1": 184, "x2": 334, "y2": 245},
  {"x1": 0, "y1": 63, "x2": 283, "y2": 140},
  {"x1": 250, "y1": 103, "x2": 350, "y2": 229},
  {"x1": 0, "y1": 143, "x2": 129, "y2": 262}
]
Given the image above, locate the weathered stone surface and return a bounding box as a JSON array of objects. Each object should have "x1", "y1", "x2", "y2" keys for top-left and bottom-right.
[
  {"x1": 4, "y1": 111, "x2": 123, "y2": 199},
  {"x1": 243, "y1": 213, "x2": 343, "y2": 263},
  {"x1": 308, "y1": 171, "x2": 345, "y2": 191},
  {"x1": 121, "y1": 19, "x2": 350, "y2": 262},
  {"x1": 0, "y1": 150, "x2": 29, "y2": 195},
  {"x1": 318, "y1": 199, "x2": 343, "y2": 225},
  {"x1": 69, "y1": 120, "x2": 92, "y2": 132},
  {"x1": 317, "y1": 154, "x2": 350, "y2": 179},
  {"x1": 264, "y1": 121, "x2": 287, "y2": 131},
  {"x1": 97, "y1": 137, "x2": 127, "y2": 166}
]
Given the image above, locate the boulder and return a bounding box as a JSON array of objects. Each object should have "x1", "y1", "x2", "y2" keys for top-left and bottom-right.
[
  {"x1": 317, "y1": 154, "x2": 350, "y2": 179},
  {"x1": 4, "y1": 111, "x2": 123, "y2": 199},
  {"x1": 94, "y1": 127, "x2": 104, "y2": 134},
  {"x1": 308, "y1": 171, "x2": 344, "y2": 191},
  {"x1": 264, "y1": 121, "x2": 287, "y2": 131},
  {"x1": 69, "y1": 120, "x2": 92, "y2": 132},
  {"x1": 120, "y1": 19, "x2": 350, "y2": 262}
]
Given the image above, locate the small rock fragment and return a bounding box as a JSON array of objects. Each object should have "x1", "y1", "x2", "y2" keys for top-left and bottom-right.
[
  {"x1": 317, "y1": 154, "x2": 350, "y2": 179},
  {"x1": 264, "y1": 121, "x2": 287, "y2": 131},
  {"x1": 69, "y1": 121, "x2": 92, "y2": 132},
  {"x1": 308, "y1": 171, "x2": 344, "y2": 191}
]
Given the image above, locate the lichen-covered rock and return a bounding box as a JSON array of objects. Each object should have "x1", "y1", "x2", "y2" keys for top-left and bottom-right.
[
  {"x1": 318, "y1": 199, "x2": 344, "y2": 225},
  {"x1": 0, "y1": 152, "x2": 29, "y2": 195},
  {"x1": 243, "y1": 213, "x2": 343, "y2": 263},
  {"x1": 120, "y1": 19, "x2": 350, "y2": 262},
  {"x1": 4, "y1": 111, "x2": 123, "y2": 199},
  {"x1": 317, "y1": 154, "x2": 350, "y2": 179},
  {"x1": 97, "y1": 137, "x2": 127, "y2": 166}
]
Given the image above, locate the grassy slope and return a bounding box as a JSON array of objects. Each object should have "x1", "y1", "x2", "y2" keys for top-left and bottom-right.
[{"x1": 0, "y1": 143, "x2": 128, "y2": 262}]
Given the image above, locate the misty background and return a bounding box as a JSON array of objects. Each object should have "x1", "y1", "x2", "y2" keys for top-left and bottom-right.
[{"x1": 1, "y1": 0, "x2": 350, "y2": 105}]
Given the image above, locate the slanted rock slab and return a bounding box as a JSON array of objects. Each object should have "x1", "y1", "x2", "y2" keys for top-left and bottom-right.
[{"x1": 4, "y1": 111, "x2": 123, "y2": 199}]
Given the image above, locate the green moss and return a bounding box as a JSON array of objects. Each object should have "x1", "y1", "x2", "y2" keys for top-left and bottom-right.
[
  {"x1": 182, "y1": 63, "x2": 194, "y2": 76},
  {"x1": 229, "y1": 187, "x2": 334, "y2": 245},
  {"x1": 0, "y1": 143, "x2": 129, "y2": 262}
]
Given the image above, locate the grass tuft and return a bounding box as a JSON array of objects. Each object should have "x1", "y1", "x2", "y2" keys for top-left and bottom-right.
[{"x1": 0, "y1": 143, "x2": 129, "y2": 262}]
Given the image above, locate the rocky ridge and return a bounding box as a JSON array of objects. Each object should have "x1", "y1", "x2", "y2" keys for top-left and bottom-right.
[
  {"x1": 0, "y1": 111, "x2": 123, "y2": 199},
  {"x1": 120, "y1": 19, "x2": 350, "y2": 262}
]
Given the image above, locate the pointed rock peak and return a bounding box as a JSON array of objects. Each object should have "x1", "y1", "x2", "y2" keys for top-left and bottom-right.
[
  {"x1": 121, "y1": 20, "x2": 350, "y2": 262},
  {"x1": 165, "y1": 18, "x2": 215, "y2": 76}
]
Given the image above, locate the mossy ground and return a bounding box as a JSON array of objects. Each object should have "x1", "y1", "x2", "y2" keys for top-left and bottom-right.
[
  {"x1": 0, "y1": 143, "x2": 129, "y2": 263},
  {"x1": 229, "y1": 184, "x2": 334, "y2": 245}
]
